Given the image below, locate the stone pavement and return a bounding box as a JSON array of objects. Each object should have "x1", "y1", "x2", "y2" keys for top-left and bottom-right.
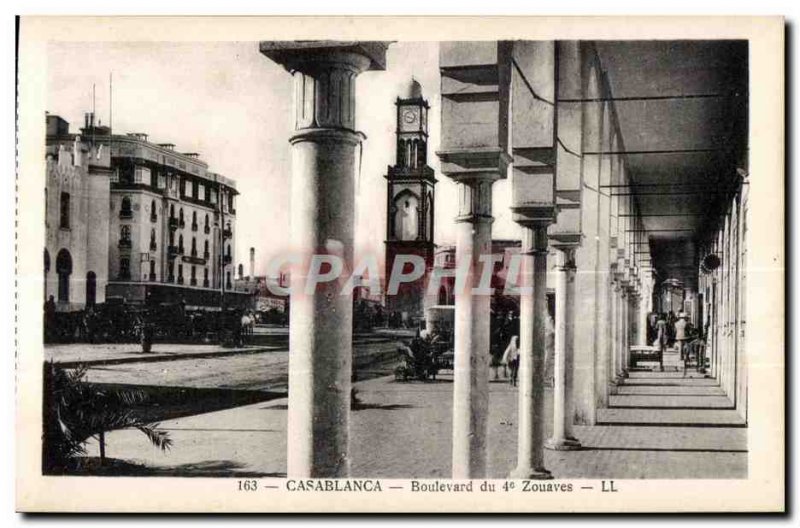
[
  {"x1": 45, "y1": 343, "x2": 279, "y2": 367},
  {"x1": 84, "y1": 369, "x2": 747, "y2": 479}
]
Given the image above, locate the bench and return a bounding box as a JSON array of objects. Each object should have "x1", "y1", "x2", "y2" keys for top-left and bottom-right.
[{"x1": 629, "y1": 345, "x2": 662, "y2": 370}]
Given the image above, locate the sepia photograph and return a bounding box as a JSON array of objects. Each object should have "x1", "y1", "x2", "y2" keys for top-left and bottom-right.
[{"x1": 14, "y1": 15, "x2": 784, "y2": 513}]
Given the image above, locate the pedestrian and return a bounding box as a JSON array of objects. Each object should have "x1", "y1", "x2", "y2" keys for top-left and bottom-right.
[
  {"x1": 675, "y1": 312, "x2": 689, "y2": 360},
  {"x1": 502, "y1": 336, "x2": 520, "y2": 387},
  {"x1": 656, "y1": 313, "x2": 668, "y2": 371}
]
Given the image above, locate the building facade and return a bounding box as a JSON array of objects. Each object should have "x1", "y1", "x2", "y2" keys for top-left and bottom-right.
[
  {"x1": 46, "y1": 113, "x2": 247, "y2": 311},
  {"x1": 44, "y1": 114, "x2": 112, "y2": 311}
]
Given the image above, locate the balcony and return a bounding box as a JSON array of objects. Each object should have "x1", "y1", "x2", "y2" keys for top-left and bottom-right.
[
  {"x1": 119, "y1": 209, "x2": 133, "y2": 220},
  {"x1": 118, "y1": 239, "x2": 132, "y2": 249},
  {"x1": 222, "y1": 228, "x2": 233, "y2": 239},
  {"x1": 191, "y1": 223, "x2": 198, "y2": 232},
  {"x1": 167, "y1": 245, "x2": 179, "y2": 259},
  {"x1": 182, "y1": 255, "x2": 206, "y2": 265},
  {"x1": 223, "y1": 255, "x2": 232, "y2": 265},
  {"x1": 168, "y1": 217, "x2": 179, "y2": 230},
  {"x1": 150, "y1": 213, "x2": 158, "y2": 223}
]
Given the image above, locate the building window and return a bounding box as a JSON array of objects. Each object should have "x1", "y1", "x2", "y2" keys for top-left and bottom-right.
[
  {"x1": 203, "y1": 240, "x2": 209, "y2": 259},
  {"x1": 190, "y1": 265, "x2": 197, "y2": 286},
  {"x1": 179, "y1": 208, "x2": 185, "y2": 227},
  {"x1": 204, "y1": 213, "x2": 210, "y2": 234},
  {"x1": 226, "y1": 271, "x2": 231, "y2": 289},
  {"x1": 150, "y1": 199, "x2": 158, "y2": 222},
  {"x1": 119, "y1": 256, "x2": 131, "y2": 280},
  {"x1": 170, "y1": 204, "x2": 175, "y2": 219},
  {"x1": 119, "y1": 225, "x2": 132, "y2": 248},
  {"x1": 177, "y1": 264, "x2": 184, "y2": 285},
  {"x1": 203, "y1": 267, "x2": 209, "y2": 287},
  {"x1": 59, "y1": 192, "x2": 70, "y2": 228},
  {"x1": 191, "y1": 237, "x2": 197, "y2": 257},
  {"x1": 56, "y1": 249, "x2": 72, "y2": 302},
  {"x1": 149, "y1": 260, "x2": 156, "y2": 281},
  {"x1": 120, "y1": 196, "x2": 133, "y2": 219},
  {"x1": 44, "y1": 249, "x2": 50, "y2": 298},
  {"x1": 150, "y1": 228, "x2": 157, "y2": 251},
  {"x1": 178, "y1": 234, "x2": 184, "y2": 254},
  {"x1": 168, "y1": 262, "x2": 175, "y2": 283},
  {"x1": 192, "y1": 211, "x2": 198, "y2": 231},
  {"x1": 86, "y1": 271, "x2": 97, "y2": 306}
]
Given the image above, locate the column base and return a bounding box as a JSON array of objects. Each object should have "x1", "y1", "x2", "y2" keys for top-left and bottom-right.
[
  {"x1": 545, "y1": 437, "x2": 582, "y2": 451},
  {"x1": 509, "y1": 466, "x2": 553, "y2": 480}
]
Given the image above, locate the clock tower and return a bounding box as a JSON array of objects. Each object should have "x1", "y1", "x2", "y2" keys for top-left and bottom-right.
[{"x1": 385, "y1": 79, "x2": 436, "y2": 322}]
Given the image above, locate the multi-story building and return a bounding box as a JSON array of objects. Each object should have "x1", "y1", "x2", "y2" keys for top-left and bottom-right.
[
  {"x1": 44, "y1": 114, "x2": 112, "y2": 311},
  {"x1": 46, "y1": 112, "x2": 249, "y2": 311}
]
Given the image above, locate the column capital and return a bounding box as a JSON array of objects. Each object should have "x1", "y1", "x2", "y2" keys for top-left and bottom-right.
[
  {"x1": 261, "y1": 41, "x2": 390, "y2": 134},
  {"x1": 260, "y1": 41, "x2": 389, "y2": 72},
  {"x1": 437, "y1": 147, "x2": 512, "y2": 183},
  {"x1": 553, "y1": 245, "x2": 577, "y2": 271},
  {"x1": 520, "y1": 222, "x2": 550, "y2": 255},
  {"x1": 511, "y1": 205, "x2": 557, "y2": 229}
]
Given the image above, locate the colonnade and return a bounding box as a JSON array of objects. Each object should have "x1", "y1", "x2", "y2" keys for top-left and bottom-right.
[
  {"x1": 699, "y1": 178, "x2": 748, "y2": 420},
  {"x1": 257, "y1": 40, "x2": 724, "y2": 480}
]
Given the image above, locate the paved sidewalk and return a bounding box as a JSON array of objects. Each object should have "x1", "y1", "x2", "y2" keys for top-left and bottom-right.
[
  {"x1": 45, "y1": 343, "x2": 279, "y2": 367},
  {"x1": 84, "y1": 371, "x2": 747, "y2": 479}
]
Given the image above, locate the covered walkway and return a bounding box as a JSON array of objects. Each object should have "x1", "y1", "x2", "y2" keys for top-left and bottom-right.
[{"x1": 253, "y1": 39, "x2": 751, "y2": 480}]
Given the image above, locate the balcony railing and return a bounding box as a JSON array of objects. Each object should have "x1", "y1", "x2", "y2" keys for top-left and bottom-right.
[
  {"x1": 168, "y1": 217, "x2": 179, "y2": 230},
  {"x1": 222, "y1": 228, "x2": 233, "y2": 239},
  {"x1": 119, "y1": 271, "x2": 131, "y2": 281},
  {"x1": 150, "y1": 213, "x2": 158, "y2": 223},
  {"x1": 167, "y1": 245, "x2": 179, "y2": 258},
  {"x1": 223, "y1": 255, "x2": 232, "y2": 265},
  {"x1": 119, "y1": 209, "x2": 133, "y2": 219},
  {"x1": 118, "y1": 239, "x2": 132, "y2": 249}
]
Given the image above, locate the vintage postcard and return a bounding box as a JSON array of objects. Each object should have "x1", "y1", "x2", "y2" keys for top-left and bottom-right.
[{"x1": 15, "y1": 16, "x2": 784, "y2": 512}]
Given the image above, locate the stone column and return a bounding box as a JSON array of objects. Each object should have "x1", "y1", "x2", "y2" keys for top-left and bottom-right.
[
  {"x1": 546, "y1": 247, "x2": 581, "y2": 450},
  {"x1": 510, "y1": 223, "x2": 553, "y2": 479},
  {"x1": 639, "y1": 274, "x2": 651, "y2": 346},
  {"x1": 451, "y1": 176, "x2": 497, "y2": 479},
  {"x1": 259, "y1": 42, "x2": 388, "y2": 478},
  {"x1": 620, "y1": 286, "x2": 629, "y2": 377}
]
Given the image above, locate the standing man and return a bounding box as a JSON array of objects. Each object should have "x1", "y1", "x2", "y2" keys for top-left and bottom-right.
[{"x1": 675, "y1": 313, "x2": 689, "y2": 360}]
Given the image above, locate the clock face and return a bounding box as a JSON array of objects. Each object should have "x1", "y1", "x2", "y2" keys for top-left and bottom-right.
[{"x1": 402, "y1": 108, "x2": 419, "y2": 126}]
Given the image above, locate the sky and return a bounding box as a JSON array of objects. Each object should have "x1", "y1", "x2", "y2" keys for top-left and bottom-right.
[{"x1": 47, "y1": 41, "x2": 521, "y2": 275}]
